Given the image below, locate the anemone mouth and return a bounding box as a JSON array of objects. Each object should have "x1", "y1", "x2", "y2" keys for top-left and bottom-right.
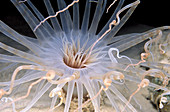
[
  {"x1": 63, "y1": 53, "x2": 87, "y2": 69},
  {"x1": 62, "y1": 40, "x2": 97, "y2": 69},
  {"x1": 63, "y1": 46, "x2": 92, "y2": 69}
]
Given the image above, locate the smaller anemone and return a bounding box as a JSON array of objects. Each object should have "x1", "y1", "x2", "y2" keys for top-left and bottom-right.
[{"x1": 0, "y1": 0, "x2": 170, "y2": 112}]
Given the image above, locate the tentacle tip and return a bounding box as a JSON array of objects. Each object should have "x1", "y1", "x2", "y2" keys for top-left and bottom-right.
[
  {"x1": 49, "y1": 92, "x2": 54, "y2": 98},
  {"x1": 33, "y1": 28, "x2": 37, "y2": 32},
  {"x1": 113, "y1": 20, "x2": 117, "y2": 25},
  {"x1": 46, "y1": 70, "x2": 56, "y2": 80},
  {"x1": 141, "y1": 79, "x2": 150, "y2": 88}
]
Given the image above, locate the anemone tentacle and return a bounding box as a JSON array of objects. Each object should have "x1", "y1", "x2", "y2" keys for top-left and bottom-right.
[
  {"x1": 57, "y1": 0, "x2": 73, "y2": 35},
  {"x1": 73, "y1": 1, "x2": 80, "y2": 31},
  {"x1": 81, "y1": 0, "x2": 91, "y2": 34},
  {"x1": 20, "y1": 82, "x2": 52, "y2": 112},
  {"x1": 44, "y1": 0, "x2": 62, "y2": 32},
  {"x1": 11, "y1": 0, "x2": 52, "y2": 42},
  {"x1": 0, "y1": 20, "x2": 42, "y2": 55},
  {"x1": 89, "y1": 0, "x2": 106, "y2": 35},
  {"x1": 26, "y1": 0, "x2": 55, "y2": 35},
  {"x1": 103, "y1": 0, "x2": 140, "y2": 42},
  {"x1": 99, "y1": 0, "x2": 125, "y2": 36}
]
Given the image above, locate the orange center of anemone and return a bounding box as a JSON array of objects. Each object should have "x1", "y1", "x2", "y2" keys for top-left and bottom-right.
[{"x1": 63, "y1": 41, "x2": 97, "y2": 68}]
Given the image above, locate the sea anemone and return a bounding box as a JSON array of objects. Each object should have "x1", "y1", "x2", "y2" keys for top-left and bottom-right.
[{"x1": 0, "y1": 0, "x2": 169, "y2": 112}]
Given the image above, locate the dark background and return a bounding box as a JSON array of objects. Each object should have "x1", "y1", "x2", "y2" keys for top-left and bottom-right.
[{"x1": 0, "y1": 0, "x2": 169, "y2": 36}]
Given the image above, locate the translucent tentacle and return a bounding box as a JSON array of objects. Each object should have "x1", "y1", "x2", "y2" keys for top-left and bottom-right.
[
  {"x1": 0, "y1": 72, "x2": 42, "y2": 87},
  {"x1": 81, "y1": 0, "x2": 91, "y2": 34},
  {"x1": 0, "y1": 59, "x2": 11, "y2": 63},
  {"x1": 0, "y1": 54, "x2": 34, "y2": 64},
  {"x1": 43, "y1": 0, "x2": 62, "y2": 32},
  {"x1": 104, "y1": 0, "x2": 140, "y2": 42},
  {"x1": 77, "y1": 81, "x2": 83, "y2": 112},
  {"x1": 109, "y1": 85, "x2": 137, "y2": 112},
  {"x1": 0, "y1": 20, "x2": 42, "y2": 56},
  {"x1": 33, "y1": 79, "x2": 46, "y2": 97},
  {"x1": 110, "y1": 26, "x2": 170, "y2": 52},
  {"x1": 20, "y1": 82, "x2": 52, "y2": 112},
  {"x1": 50, "y1": 95, "x2": 58, "y2": 112},
  {"x1": 64, "y1": 81, "x2": 75, "y2": 112},
  {"x1": 24, "y1": 36, "x2": 39, "y2": 45},
  {"x1": 0, "y1": 42, "x2": 44, "y2": 65},
  {"x1": 26, "y1": 0, "x2": 55, "y2": 35},
  {"x1": 105, "y1": 89, "x2": 120, "y2": 112},
  {"x1": 82, "y1": 77, "x2": 99, "y2": 112},
  {"x1": 73, "y1": 1, "x2": 79, "y2": 31},
  {"x1": 33, "y1": 0, "x2": 79, "y2": 32},
  {"x1": 92, "y1": 80, "x2": 100, "y2": 109},
  {"x1": 107, "y1": 33, "x2": 138, "y2": 44},
  {"x1": 57, "y1": 0, "x2": 73, "y2": 34},
  {"x1": 11, "y1": 0, "x2": 50, "y2": 42},
  {"x1": 89, "y1": 0, "x2": 106, "y2": 35},
  {"x1": 0, "y1": 63, "x2": 17, "y2": 73},
  {"x1": 98, "y1": 0, "x2": 125, "y2": 36}
]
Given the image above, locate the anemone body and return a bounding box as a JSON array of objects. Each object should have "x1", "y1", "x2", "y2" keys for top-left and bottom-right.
[{"x1": 0, "y1": 0, "x2": 169, "y2": 112}]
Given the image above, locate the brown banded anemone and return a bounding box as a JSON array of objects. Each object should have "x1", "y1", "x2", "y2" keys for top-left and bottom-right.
[{"x1": 0, "y1": 0, "x2": 170, "y2": 112}]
